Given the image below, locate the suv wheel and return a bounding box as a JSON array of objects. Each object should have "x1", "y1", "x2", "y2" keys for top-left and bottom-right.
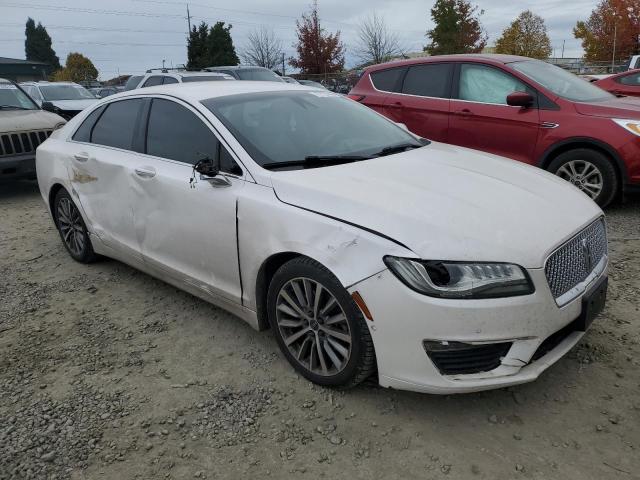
[
  {"x1": 548, "y1": 148, "x2": 617, "y2": 207},
  {"x1": 267, "y1": 257, "x2": 376, "y2": 388}
]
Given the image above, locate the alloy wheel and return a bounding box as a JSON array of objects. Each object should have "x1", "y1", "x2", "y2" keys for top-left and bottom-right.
[
  {"x1": 275, "y1": 277, "x2": 352, "y2": 376},
  {"x1": 555, "y1": 160, "x2": 604, "y2": 200},
  {"x1": 56, "y1": 197, "x2": 86, "y2": 256}
]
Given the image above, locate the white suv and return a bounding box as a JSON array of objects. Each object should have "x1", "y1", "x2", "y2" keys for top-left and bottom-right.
[{"x1": 128, "y1": 70, "x2": 233, "y2": 90}]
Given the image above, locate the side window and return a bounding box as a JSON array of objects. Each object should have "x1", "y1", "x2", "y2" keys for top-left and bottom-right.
[
  {"x1": 370, "y1": 68, "x2": 405, "y2": 92},
  {"x1": 142, "y1": 76, "x2": 164, "y2": 88},
  {"x1": 402, "y1": 64, "x2": 452, "y2": 98},
  {"x1": 72, "y1": 105, "x2": 106, "y2": 142},
  {"x1": 91, "y1": 99, "x2": 143, "y2": 150},
  {"x1": 617, "y1": 73, "x2": 640, "y2": 86},
  {"x1": 458, "y1": 64, "x2": 528, "y2": 105},
  {"x1": 162, "y1": 77, "x2": 178, "y2": 85},
  {"x1": 146, "y1": 98, "x2": 241, "y2": 174}
]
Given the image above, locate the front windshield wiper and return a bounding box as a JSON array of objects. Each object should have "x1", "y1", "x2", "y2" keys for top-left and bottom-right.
[
  {"x1": 0, "y1": 105, "x2": 32, "y2": 110},
  {"x1": 374, "y1": 141, "x2": 427, "y2": 157},
  {"x1": 263, "y1": 155, "x2": 371, "y2": 171}
]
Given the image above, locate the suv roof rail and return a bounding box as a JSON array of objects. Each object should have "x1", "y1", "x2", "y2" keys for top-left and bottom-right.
[{"x1": 145, "y1": 66, "x2": 190, "y2": 73}]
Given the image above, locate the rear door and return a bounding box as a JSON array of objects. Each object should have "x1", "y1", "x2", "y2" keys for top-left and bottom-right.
[
  {"x1": 68, "y1": 98, "x2": 145, "y2": 259},
  {"x1": 383, "y1": 63, "x2": 453, "y2": 142},
  {"x1": 130, "y1": 97, "x2": 245, "y2": 303},
  {"x1": 363, "y1": 67, "x2": 406, "y2": 114},
  {"x1": 449, "y1": 63, "x2": 540, "y2": 163}
]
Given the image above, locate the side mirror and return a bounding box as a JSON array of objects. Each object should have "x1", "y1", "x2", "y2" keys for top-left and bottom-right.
[
  {"x1": 506, "y1": 91, "x2": 534, "y2": 108},
  {"x1": 41, "y1": 101, "x2": 56, "y2": 112},
  {"x1": 194, "y1": 158, "x2": 219, "y2": 177}
]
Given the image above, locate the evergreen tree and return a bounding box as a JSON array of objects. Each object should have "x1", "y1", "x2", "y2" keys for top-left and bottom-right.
[
  {"x1": 25, "y1": 18, "x2": 60, "y2": 70},
  {"x1": 426, "y1": 0, "x2": 487, "y2": 55},
  {"x1": 186, "y1": 21, "x2": 239, "y2": 68},
  {"x1": 187, "y1": 22, "x2": 210, "y2": 70}
]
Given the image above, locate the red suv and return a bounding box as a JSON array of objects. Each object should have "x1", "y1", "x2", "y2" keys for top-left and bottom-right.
[{"x1": 349, "y1": 54, "x2": 640, "y2": 207}]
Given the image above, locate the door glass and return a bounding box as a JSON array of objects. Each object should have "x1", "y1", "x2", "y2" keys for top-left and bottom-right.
[
  {"x1": 73, "y1": 105, "x2": 106, "y2": 142},
  {"x1": 146, "y1": 98, "x2": 239, "y2": 173},
  {"x1": 459, "y1": 64, "x2": 527, "y2": 105},
  {"x1": 370, "y1": 68, "x2": 405, "y2": 92},
  {"x1": 618, "y1": 73, "x2": 640, "y2": 86},
  {"x1": 91, "y1": 99, "x2": 143, "y2": 150},
  {"x1": 402, "y1": 64, "x2": 452, "y2": 98},
  {"x1": 142, "y1": 76, "x2": 164, "y2": 88},
  {"x1": 162, "y1": 77, "x2": 179, "y2": 85}
]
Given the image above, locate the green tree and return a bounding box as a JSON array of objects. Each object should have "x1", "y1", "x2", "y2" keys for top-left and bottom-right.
[
  {"x1": 186, "y1": 21, "x2": 239, "y2": 68},
  {"x1": 52, "y1": 53, "x2": 98, "y2": 83},
  {"x1": 495, "y1": 11, "x2": 552, "y2": 59},
  {"x1": 426, "y1": 0, "x2": 487, "y2": 55},
  {"x1": 25, "y1": 17, "x2": 60, "y2": 70}
]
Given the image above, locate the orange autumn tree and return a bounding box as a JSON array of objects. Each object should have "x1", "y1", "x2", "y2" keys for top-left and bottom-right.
[{"x1": 574, "y1": 0, "x2": 640, "y2": 62}]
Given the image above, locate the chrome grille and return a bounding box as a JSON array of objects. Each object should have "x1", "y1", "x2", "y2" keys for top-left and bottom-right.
[
  {"x1": 0, "y1": 129, "x2": 52, "y2": 157},
  {"x1": 545, "y1": 218, "x2": 607, "y2": 303}
]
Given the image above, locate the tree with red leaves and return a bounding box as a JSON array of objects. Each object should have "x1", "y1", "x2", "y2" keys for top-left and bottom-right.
[
  {"x1": 289, "y1": 1, "x2": 345, "y2": 74},
  {"x1": 574, "y1": 0, "x2": 640, "y2": 62}
]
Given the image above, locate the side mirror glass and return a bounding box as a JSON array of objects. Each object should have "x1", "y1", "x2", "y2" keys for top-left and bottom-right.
[
  {"x1": 506, "y1": 91, "x2": 534, "y2": 108},
  {"x1": 194, "y1": 158, "x2": 219, "y2": 177}
]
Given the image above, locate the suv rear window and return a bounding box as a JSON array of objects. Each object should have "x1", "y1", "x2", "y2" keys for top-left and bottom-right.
[
  {"x1": 182, "y1": 76, "x2": 229, "y2": 83},
  {"x1": 370, "y1": 68, "x2": 405, "y2": 92},
  {"x1": 402, "y1": 64, "x2": 452, "y2": 98}
]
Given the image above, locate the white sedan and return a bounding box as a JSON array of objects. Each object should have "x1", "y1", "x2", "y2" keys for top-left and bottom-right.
[{"x1": 36, "y1": 82, "x2": 608, "y2": 394}]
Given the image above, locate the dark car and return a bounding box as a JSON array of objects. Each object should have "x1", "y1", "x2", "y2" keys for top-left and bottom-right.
[
  {"x1": 204, "y1": 66, "x2": 285, "y2": 82},
  {"x1": 594, "y1": 69, "x2": 640, "y2": 97},
  {"x1": 349, "y1": 54, "x2": 640, "y2": 207}
]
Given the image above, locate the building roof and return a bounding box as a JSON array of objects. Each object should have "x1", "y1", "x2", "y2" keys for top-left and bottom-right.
[{"x1": 0, "y1": 57, "x2": 50, "y2": 66}]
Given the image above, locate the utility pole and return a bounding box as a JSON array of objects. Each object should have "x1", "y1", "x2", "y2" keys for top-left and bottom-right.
[
  {"x1": 282, "y1": 52, "x2": 285, "y2": 76},
  {"x1": 186, "y1": 4, "x2": 192, "y2": 33},
  {"x1": 561, "y1": 40, "x2": 565, "y2": 59},
  {"x1": 612, "y1": 23, "x2": 617, "y2": 72}
]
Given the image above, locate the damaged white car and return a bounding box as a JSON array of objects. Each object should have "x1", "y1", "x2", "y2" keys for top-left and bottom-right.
[{"x1": 36, "y1": 82, "x2": 608, "y2": 394}]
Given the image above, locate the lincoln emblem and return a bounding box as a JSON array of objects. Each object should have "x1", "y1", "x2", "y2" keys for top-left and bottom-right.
[{"x1": 581, "y1": 238, "x2": 593, "y2": 272}]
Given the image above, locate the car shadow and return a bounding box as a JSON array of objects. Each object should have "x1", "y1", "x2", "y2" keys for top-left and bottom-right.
[{"x1": 0, "y1": 180, "x2": 41, "y2": 200}]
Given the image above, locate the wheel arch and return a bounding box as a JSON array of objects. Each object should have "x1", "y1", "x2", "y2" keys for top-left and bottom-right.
[
  {"x1": 48, "y1": 183, "x2": 67, "y2": 223},
  {"x1": 537, "y1": 137, "x2": 629, "y2": 190}
]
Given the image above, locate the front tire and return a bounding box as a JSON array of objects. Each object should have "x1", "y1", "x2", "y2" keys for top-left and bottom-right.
[
  {"x1": 548, "y1": 148, "x2": 618, "y2": 208},
  {"x1": 53, "y1": 189, "x2": 98, "y2": 263},
  {"x1": 267, "y1": 257, "x2": 376, "y2": 388}
]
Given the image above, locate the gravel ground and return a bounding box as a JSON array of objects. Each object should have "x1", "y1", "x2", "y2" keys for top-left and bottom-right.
[{"x1": 1, "y1": 180, "x2": 639, "y2": 480}]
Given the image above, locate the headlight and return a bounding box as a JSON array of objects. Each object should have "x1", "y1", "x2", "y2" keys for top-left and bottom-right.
[
  {"x1": 383, "y1": 257, "x2": 534, "y2": 299},
  {"x1": 612, "y1": 119, "x2": 640, "y2": 136}
]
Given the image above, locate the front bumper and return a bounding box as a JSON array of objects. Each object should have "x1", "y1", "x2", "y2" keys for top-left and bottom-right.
[
  {"x1": 0, "y1": 154, "x2": 36, "y2": 180},
  {"x1": 349, "y1": 265, "x2": 607, "y2": 394}
]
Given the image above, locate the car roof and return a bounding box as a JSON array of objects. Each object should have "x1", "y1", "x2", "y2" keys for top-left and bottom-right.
[
  {"x1": 105, "y1": 81, "x2": 320, "y2": 103},
  {"x1": 206, "y1": 65, "x2": 271, "y2": 71},
  {"x1": 365, "y1": 54, "x2": 533, "y2": 73},
  {"x1": 606, "y1": 68, "x2": 640, "y2": 79},
  {"x1": 21, "y1": 81, "x2": 81, "y2": 87}
]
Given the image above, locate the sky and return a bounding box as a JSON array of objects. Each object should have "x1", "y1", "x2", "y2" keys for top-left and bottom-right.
[{"x1": 0, "y1": 0, "x2": 600, "y2": 80}]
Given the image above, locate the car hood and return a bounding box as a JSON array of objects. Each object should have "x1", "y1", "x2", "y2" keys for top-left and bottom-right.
[
  {"x1": 574, "y1": 96, "x2": 640, "y2": 119},
  {"x1": 270, "y1": 143, "x2": 602, "y2": 269},
  {"x1": 49, "y1": 99, "x2": 97, "y2": 111},
  {"x1": 0, "y1": 109, "x2": 65, "y2": 131}
]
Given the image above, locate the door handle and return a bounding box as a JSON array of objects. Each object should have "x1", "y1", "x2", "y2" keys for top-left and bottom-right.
[
  {"x1": 73, "y1": 152, "x2": 89, "y2": 162},
  {"x1": 134, "y1": 167, "x2": 156, "y2": 179},
  {"x1": 454, "y1": 109, "x2": 474, "y2": 117}
]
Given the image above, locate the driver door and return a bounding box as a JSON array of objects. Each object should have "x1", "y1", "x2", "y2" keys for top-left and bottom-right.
[
  {"x1": 448, "y1": 63, "x2": 540, "y2": 164},
  {"x1": 130, "y1": 97, "x2": 245, "y2": 304}
]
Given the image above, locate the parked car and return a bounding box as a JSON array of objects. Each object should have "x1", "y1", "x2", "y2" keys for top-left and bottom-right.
[
  {"x1": 123, "y1": 75, "x2": 144, "y2": 91},
  {"x1": 594, "y1": 69, "x2": 640, "y2": 97},
  {"x1": 298, "y1": 79, "x2": 327, "y2": 89},
  {"x1": 89, "y1": 86, "x2": 119, "y2": 98},
  {"x1": 37, "y1": 81, "x2": 607, "y2": 394},
  {"x1": 0, "y1": 78, "x2": 65, "y2": 180},
  {"x1": 349, "y1": 54, "x2": 640, "y2": 207},
  {"x1": 20, "y1": 81, "x2": 98, "y2": 120},
  {"x1": 128, "y1": 70, "x2": 234, "y2": 90},
  {"x1": 204, "y1": 65, "x2": 285, "y2": 82}
]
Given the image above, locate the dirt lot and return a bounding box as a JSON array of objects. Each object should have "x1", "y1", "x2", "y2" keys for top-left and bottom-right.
[{"x1": 1, "y1": 181, "x2": 639, "y2": 480}]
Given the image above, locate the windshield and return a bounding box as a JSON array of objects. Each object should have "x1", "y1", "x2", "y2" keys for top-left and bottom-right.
[
  {"x1": 182, "y1": 75, "x2": 231, "y2": 83},
  {"x1": 235, "y1": 68, "x2": 284, "y2": 82},
  {"x1": 203, "y1": 91, "x2": 422, "y2": 168},
  {"x1": 0, "y1": 83, "x2": 38, "y2": 110},
  {"x1": 124, "y1": 75, "x2": 143, "y2": 91},
  {"x1": 511, "y1": 60, "x2": 614, "y2": 102},
  {"x1": 40, "y1": 84, "x2": 96, "y2": 101}
]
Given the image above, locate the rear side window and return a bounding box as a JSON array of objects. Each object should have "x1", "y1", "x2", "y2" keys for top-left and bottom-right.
[
  {"x1": 124, "y1": 75, "x2": 143, "y2": 91},
  {"x1": 370, "y1": 68, "x2": 405, "y2": 92},
  {"x1": 617, "y1": 73, "x2": 640, "y2": 86},
  {"x1": 402, "y1": 64, "x2": 452, "y2": 98},
  {"x1": 142, "y1": 76, "x2": 164, "y2": 88},
  {"x1": 72, "y1": 105, "x2": 106, "y2": 142},
  {"x1": 162, "y1": 77, "x2": 178, "y2": 85},
  {"x1": 91, "y1": 99, "x2": 143, "y2": 150}
]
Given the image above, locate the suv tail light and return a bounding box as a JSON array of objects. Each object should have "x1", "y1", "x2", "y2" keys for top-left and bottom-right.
[{"x1": 346, "y1": 94, "x2": 365, "y2": 102}]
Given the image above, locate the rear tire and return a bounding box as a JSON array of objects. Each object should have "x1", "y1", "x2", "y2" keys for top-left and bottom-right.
[
  {"x1": 53, "y1": 189, "x2": 98, "y2": 263},
  {"x1": 267, "y1": 257, "x2": 376, "y2": 388},
  {"x1": 548, "y1": 148, "x2": 617, "y2": 208}
]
